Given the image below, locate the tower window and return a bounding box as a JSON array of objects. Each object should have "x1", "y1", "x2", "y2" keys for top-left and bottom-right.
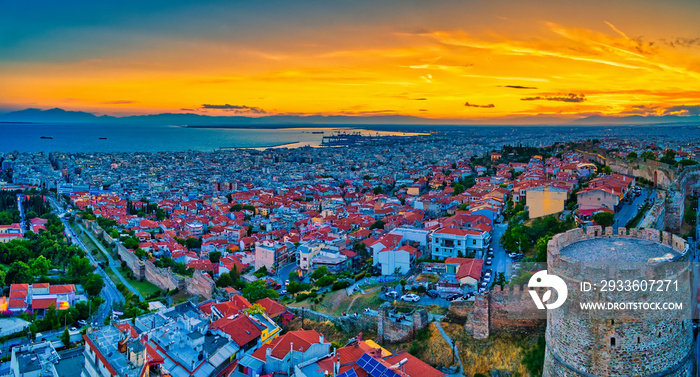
[
  {"x1": 611, "y1": 319, "x2": 614, "y2": 326},
  {"x1": 610, "y1": 337, "x2": 616, "y2": 347},
  {"x1": 637, "y1": 337, "x2": 640, "y2": 344}
]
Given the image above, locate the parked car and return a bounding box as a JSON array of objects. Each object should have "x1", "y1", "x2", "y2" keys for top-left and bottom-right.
[
  {"x1": 386, "y1": 291, "x2": 399, "y2": 299},
  {"x1": 487, "y1": 250, "x2": 494, "y2": 257},
  {"x1": 426, "y1": 289, "x2": 440, "y2": 298},
  {"x1": 444, "y1": 293, "x2": 461, "y2": 301},
  {"x1": 400, "y1": 293, "x2": 420, "y2": 302},
  {"x1": 485, "y1": 257, "x2": 492, "y2": 266},
  {"x1": 483, "y1": 271, "x2": 492, "y2": 281}
]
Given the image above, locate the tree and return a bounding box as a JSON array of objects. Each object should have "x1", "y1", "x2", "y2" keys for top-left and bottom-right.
[
  {"x1": 244, "y1": 303, "x2": 266, "y2": 315},
  {"x1": 0, "y1": 269, "x2": 5, "y2": 286},
  {"x1": 185, "y1": 238, "x2": 202, "y2": 250},
  {"x1": 30, "y1": 255, "x2": 50, "y2": 276},
  {"x1": 61, "y1": 327, "x2": 71, "y2": 347},
  {"x1": 601, "y1": 165, "x2": 612, "y2": 175},
  {"x1": 134, "y1": 248, "x2": 147, "y2": 260},
  {"x1": 626, "y1": 151, "x2": 637, "y2": 161},
  {"x1": 640, "y1": 151, "x2": 656, "y2": 160},
  {"x1": 494, "y1": 272, "x2": 506, "y2": 289},
  {"x1": 535, "y1": 235, "x2": 553, "y2": 262},
  {"x1": 369, "y1": 220, "x2": 385, "y2": 230},
  {"x1": 288, "y1": 271, "x2": 299, "y2": 282},
  {"x1": 452, "y1": 183, "x2": 465, "y2": 196},
  {"x1": 68, "y1": 256, "x2": 94, "y2": 280},
  {"x1": 209, "y1": 251, "x2": 222, "y2": 264},
  {"x1": 84, "y1": 274, "x2": 104, "y2": 296},
  {"x1": 522, "y1": 336, "x2": 546, "y2": 376},
  {"x1": 216, "y1": 272, "x2": 234, "y2": 288},
  {"x1": 592, "y1": 212, "x2": 615, "y2": 228},
  {"x1": 373, "y1": 186, "x2": 384, "y2": 195},
  {"x1": 7, "y1": 261, "x2": 32, "y2": 284},
  {"x1": 310, "y1": 266, "x2": 329, "y2": 280},
  {"x1": 241, "y1": 280, "x2": 279, "y2": 302}
]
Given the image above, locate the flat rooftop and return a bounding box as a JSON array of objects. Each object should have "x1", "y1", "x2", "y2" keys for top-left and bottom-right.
[{"x1": 559, "y1": 237, "x2": 679, "y2": 263}]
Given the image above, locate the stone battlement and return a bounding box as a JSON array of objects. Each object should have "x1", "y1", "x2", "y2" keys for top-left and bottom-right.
[{"x1": 547, "y1": 226, "x2": 689, "y2": 282}]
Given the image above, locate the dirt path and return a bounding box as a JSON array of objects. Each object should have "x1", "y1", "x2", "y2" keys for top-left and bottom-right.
[{"x1": 346, "y1": 287, "x2": 381, "y2": 313}]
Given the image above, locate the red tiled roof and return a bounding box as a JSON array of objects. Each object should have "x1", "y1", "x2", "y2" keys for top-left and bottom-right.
[
  {"x1": 255, "y1": 298, "x2": 286, "y2": 318},
  {"x1": 32, "y1": 298, "x2": 57, "y2": 310},
  {"x1": 384, "y1": 352, "x2": 446, "y2": 377},
  {"x1": 210, "y1": 315, "x2": 262, "y2": 346}
]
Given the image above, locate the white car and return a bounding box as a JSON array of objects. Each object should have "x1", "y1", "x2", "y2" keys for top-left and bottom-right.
[{"x1": 400, "y1": 293, "x2": 420, "y2": 302}]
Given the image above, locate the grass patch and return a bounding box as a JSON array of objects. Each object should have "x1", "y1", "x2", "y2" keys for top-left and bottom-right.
[
  {"x1": 415, "y1": 274, "x2": 439, "y2": 283},
  {"x1": 626, "y1": 202, "x2": 651, "y2": 228},
  {"x1": 117, "y1": 266, "x2": 161, "y2": 298},
  {"x1": 389, "y1": 323, "x2": 456, "y2": 369},
  {"x1": 441, "y1": 322, "x2": 544, "y2": 376}
]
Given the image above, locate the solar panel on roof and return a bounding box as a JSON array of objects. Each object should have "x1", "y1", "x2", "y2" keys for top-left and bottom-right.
[{"x1": 337, "y1": 369, "x2": 359, "y2": 377}]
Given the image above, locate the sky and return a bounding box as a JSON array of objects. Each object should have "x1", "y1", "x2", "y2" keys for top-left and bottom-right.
[{"x1": 1, "y1": 0, "x2": 700, "y2": 121}]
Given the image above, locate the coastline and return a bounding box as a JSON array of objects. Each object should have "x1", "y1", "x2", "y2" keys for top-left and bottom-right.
[{"x1": 216, "y1": 140, "x2": 319, "y2": 151}]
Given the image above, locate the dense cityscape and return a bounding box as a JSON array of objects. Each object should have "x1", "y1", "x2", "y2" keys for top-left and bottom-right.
[{"x1": 0, "y1": 126, "x2": 699, "y2": 376}]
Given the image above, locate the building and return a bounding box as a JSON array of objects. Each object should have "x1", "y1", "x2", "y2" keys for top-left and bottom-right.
[
  {"x1": 444, "y1": 257, "x2": 483, "y2": 288},
  {"x1": 254, "y1": 241, "x2": 292, "y2": 272},
  {"x1": 525, "y1": 185, "x2": 568, "y2": 219},
  {"x1": 10, "y1": 341, "x2": 60, "y2": 377},
  {"x1": 544, "y1": 227, "x2": 692, "y2": 376},
  {"x1": 0, "y1": 223, "x2": 23, "y2": 243},
  {"x1": 375, "y1": 245, "x2": 420, "y2": 276},
  {"x1": 296, "y1": 241, "x2": 325, "y2": 272},
  {"x1": 430, "y1": 227, "x2": 490, "y2": 260},
  {"x1": 576, "y1": 187, "x2": 620, "y2": 212},
  {"x1": 5, "y1": 283, "x2": 79, "y2": 315}
]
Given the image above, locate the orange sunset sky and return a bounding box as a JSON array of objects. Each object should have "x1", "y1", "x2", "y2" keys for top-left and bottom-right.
[{"x1": 1, "y1": 0, "x2": 699, "y2": 122}]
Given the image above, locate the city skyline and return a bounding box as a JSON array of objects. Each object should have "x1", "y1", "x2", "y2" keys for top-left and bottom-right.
[{"x1": 2, "y1": 0, "x2": 700, "y2": 123}]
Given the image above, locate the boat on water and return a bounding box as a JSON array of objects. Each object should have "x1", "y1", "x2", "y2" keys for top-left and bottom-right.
[
  {"x1": 99, "y1": 137, "x2": 107, "y2": 140},
  {"x1": 311, "y1": 131, "x2": 324, "y2": 134},
  {"x1": 40, "y1": 136, "x2": 53, "y2": 139}
]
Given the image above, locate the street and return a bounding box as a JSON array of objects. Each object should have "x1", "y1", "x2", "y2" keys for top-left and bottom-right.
[
  {"x1": 490, "y1": 223, "x2": 512, "y2": 280},
  {"x1": 47, "y1": 196, "x2": 125, "y2": 324},
  {"x1": 614, "y1": 188, "x2": 652, "y2": 228}
]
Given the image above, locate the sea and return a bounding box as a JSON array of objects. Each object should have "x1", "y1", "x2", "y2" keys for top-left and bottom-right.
[{"x1": 0, "y1": 123, "x2": 411, "y2": 153}]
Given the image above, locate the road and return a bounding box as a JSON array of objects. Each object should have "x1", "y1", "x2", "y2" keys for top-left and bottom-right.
[
  {"x1": 490, "y1": 223, "x2": 512, "y2": 279},
  {"x1": 276, "y1": 262, "x2": 299, "y2": 286},
  {"x1": 76, "y1": 222, "x2": 144, "y2": 302},
  {"x1": 16, "y1": 194, "x2": 26, "y2": 234},
  {"x1": 47, "y1": 196, "x2": 126, "y2": 324},
  {"x1": 614, "y1": 188, "x2": 652, "y2": 228}
]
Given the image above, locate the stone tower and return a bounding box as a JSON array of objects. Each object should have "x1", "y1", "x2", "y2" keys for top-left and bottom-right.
[{"x1": 543, "y1": 226, "x2": 694, "y2": 376}]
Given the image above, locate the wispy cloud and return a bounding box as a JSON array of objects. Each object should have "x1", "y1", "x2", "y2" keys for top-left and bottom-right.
[
  {"x1": 521, "y1": 93, "x2": 586, "y2": 103},
  {"x1": 501, "y1": 85, "x2": 538, "y2": 89},
  {"x1": 200, "y1": 104, "x2": 266, "y2": 114},
  {"x1": 100, "y1": 100, "x2": 136, "y2": 105},
  {"x1": 465, "y1": 102, "x2": 495, "y2": 108}
]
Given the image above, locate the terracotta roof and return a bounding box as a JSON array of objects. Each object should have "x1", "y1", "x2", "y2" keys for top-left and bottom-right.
[
  {"x1": 32, "y1": 298, "x2": 57, "y2": 310},
  {"x1": 210, "y1": 315, "x2": 262, "y2": 346},
  {"x1": 384, "y1": 352, "x2": 446, "y2": 377},
  {"x1": 49, "y1": 284, "x2": 75, "y2": 294},
  {"x1": 255, "y1": 298, "x2": 286, "y2": 318}
]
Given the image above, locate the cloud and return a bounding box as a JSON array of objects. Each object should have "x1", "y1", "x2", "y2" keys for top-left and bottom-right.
[
  {"x1": 200, "y1": 104, "x2": 266, "y2": 114},
  {"x1": 521, "y1": 93, "x2": 586, "y2": 103},
  {"x1": 100, "y1": 100, "x2": 136, "y2": 105},
  {"x1": 622, "y1": 104, "x2": 700, "y2": 116},
  {"x1": 464, "y1": 102, "x2": 495, "y2": 108},
  {"x1": 502, "y1": 85, "x2": 538, "y2": 89},
  {"x1": 661, "y1": 37, "x2": 700, "y2": 49}
]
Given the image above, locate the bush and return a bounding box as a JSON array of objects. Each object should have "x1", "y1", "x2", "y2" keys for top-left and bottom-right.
[
  {"x1": 295, "y1": 293, "x2": 308, "y2": 302},
  {"x1": 315, "y1": 275, "x2": 336, "y2": 288},
  {"x1": 332, "y1": 281, "x2": 352, "y2": 291},
  {"x1": 354, "y1": 272, "x2": 365, "y2": 281},
  {"x1": 308, "y1": 290, "x2": 318, "y2": 299}
]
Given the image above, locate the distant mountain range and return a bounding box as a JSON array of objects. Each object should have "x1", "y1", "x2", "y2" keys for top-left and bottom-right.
[{"x1": 0, "y1": 107, "x2": 698, "y2": 126}]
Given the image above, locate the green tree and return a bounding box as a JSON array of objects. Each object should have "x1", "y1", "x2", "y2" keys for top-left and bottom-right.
[
  {"x1": 216, "y1": 272, "x2": 234, "y2": 288},
  {"x1": 30, "y1": 255, "x2": 51, "y2": 276},
  {"x1": 522, "y1": 336, "x2": 546, "y2": 376},
  {"x1": 0, "y1": 269, "x2": 5, "y2": 286},
  {"x1": 601, "y1": 165, "x2": 612, "y2": 175},
  {"x1": 7, "y1": 261, "x2": 32, "y2": 284},
  {"x1": 373, "y1": 186, "x2": 384, "y2": 195},
  {"x1": 493, "y1": 272, "x2": 506, "y2": 290},
  {"x1": 640, "y1": 151, "x2": 656, "y2": 160},
  {"x1": 626, "y1": 151, "x2": 637, "y2": 161},
  {"x1": 84, "y1": 274, "x2": 104, "y2": 296},
  {"x1": 288, "y1": 271, "x2": 299, "y2": 282},
  {"x1": 209, "y1": 251, "x2": 222, "y2": 263},
  {"x1": 241, "y1": 280, "x2": 279, "y2": 302},
  {"x1": 310, "y1": 266, "x2": 329, "y2": 280},
  {"x1": 369, "y1": 220, "x2": 385, "y2": 230},
  {"x1": 592, "y1": 212, "x2": 615, "y2": 228},
  {"x1": 61, "y1": 327, "x2": 71, "y2": 347},
  {"x1": 452, "y1": 183, "x2": 465, "y2": 196},
  {"x1": 185, "y1": 238, "x2": 202, "y2": 249},
  {"x1": 535, "y1": 235, "x2": 553, "y2": 262},
  {"x1": 68, "y1": 256, "x2": 94, "y2": 280}
]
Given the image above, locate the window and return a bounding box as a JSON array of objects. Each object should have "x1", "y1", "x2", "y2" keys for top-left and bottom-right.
[
  {"x1": 611, "y1": 319, "x2": 614, "y2": 325},
  {"x1": 472, "y1": 239, "x2": 477, "y2": 245},
  {"x1": 637, "y1": 337, "x2": 640, "y2": 344},
  {"x1": 610, "y1": 337, "x2": 615, "y2": 347}
]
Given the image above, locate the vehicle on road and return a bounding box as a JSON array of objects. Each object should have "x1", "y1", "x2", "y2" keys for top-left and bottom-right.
[
  {"x1": 386, "y1": 291, "x2": 399, "y2": 299},
  {"x1": 444, "y1": 293, "x2": 462, "y2": 301},
  {"x1": 400, "y1": 293, "x2": 420, "y2": 302},
  {"x1": 426, "y1": 289, "x2": 440, "y2": 298},
  {"x1": 485, "y1": 257, "x2": 492, "y2": 266}
]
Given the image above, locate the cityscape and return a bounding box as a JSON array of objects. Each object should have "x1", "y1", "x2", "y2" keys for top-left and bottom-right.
[{"x1": 1, "y1": 1, "x2": 700, "y2": 377}]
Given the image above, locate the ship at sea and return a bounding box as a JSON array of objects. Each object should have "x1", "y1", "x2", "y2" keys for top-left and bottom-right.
[
  {"x1": 99, "y1": 137, "x2": 107, "y2": 140},
  {"x1": 311, "y1": 131, "x2": 324, "y2": 134},
  {"x1": 40, "y1": 136, "x2": 53, "y2": 139}
]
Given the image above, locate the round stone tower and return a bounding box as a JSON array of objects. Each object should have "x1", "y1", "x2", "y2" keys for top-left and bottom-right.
[{"x1": 543, "y1": 226, "x2": 694, "y2": 377}]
